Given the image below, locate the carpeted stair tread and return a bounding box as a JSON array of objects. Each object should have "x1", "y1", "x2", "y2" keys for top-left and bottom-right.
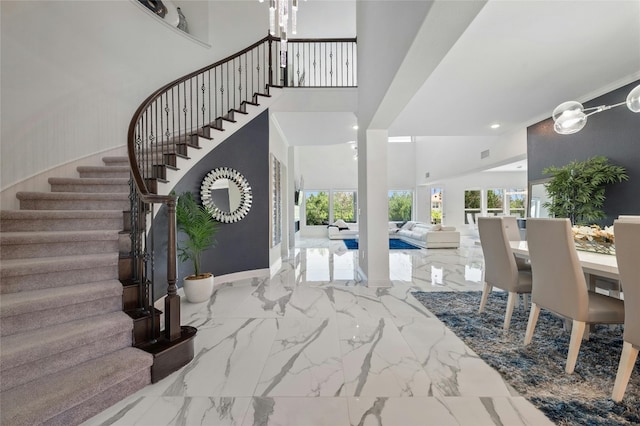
[
  {"x1": 1, "y1": 229, "x2": 119, "y2": 244},
  {"x1": 0, "y1": 253, "x2": 118, "y2": 278},
  {"x1": 1, "y1": 311, "x2": 132, "y2": 371},
  {"x1": 102, "y1": 156, "x2": 129, "y2": 165},
  {"x1": 1, "y1": 329, "x2": 131, "y2": 393},
  {"x1": 0, "y1": 280, "x2": 122, "y2": 319},
  {"x1": 0, "y1": 209, "x2": 124, "y2": 220},
  {"x1": 77, "y1": 165, "x2": 130, "y2": 179},
  {"x1": 0, "y1": 347, "x2": 153, "y2": 426},
  {"x1": 16, "y1": 192, "x2": 130, "y2": 211},
  {"x1": 48, "y1": 177, "x2": 129, "y2": 194},
  {"x1": 16, "y1": 191, "x2": 129, "y2": 201},
  {"x1": 48, "y1": 177, "x2": 129, "y2": 185},
  {"x1": 0, "y1": 210, "x2": 124, "y2": 232},
  {"x1": 77, "y1": 165, "x2": 130, "y2": 173}
]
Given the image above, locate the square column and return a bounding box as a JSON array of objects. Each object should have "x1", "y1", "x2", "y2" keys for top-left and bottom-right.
[{"x1": 357, "y1": 129, "x2": 391, "y2": 287}]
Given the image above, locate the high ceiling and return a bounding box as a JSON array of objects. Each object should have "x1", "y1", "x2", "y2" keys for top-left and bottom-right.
[
  {"x1": 275, "y1": 0, "x2": 639, "y2": 148},
  {"x1": 271, "y1": 0, "x2": 639, "y2": 180},
  {"x1": 389, "y1": 0, "x2": 640, "y2": 137}
]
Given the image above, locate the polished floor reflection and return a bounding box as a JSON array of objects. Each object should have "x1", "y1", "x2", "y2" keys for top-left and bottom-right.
[{"x1": 83, "y1": 237, "x2": 552, "y2": 426}]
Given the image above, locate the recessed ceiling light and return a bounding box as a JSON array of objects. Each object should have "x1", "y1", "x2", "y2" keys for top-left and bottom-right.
[
  {"x1": 388, "y1": 136, "x2": 412, "y2": 143},
  {"x1": 490, "y1": 123, "x2": 500, "y2": 129},
  {"x1": 352, "y1": 125, "x2": 359, "y2": 130}
]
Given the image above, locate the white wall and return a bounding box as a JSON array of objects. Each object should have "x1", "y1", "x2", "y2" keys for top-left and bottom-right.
[
  {"x1": 269, "y1": 112, "x2": 291, "y2": 270},
  {"x1": 431, "y1": 170, "x2": 527, "y2": 233},
  {"x1": 387, "y1": 142, "x2": 416, "y2": 189},
  {"x1": 1, "y1": 1, "x2": 265, "y2": 195},
  {"x1": 414, "y1": 128, "x2": 527, "y2": 184},
  {"x1": 297, "y1": 144, "x2": 358, "y2": 190},
  {"x1": 297, "y1": 141, "x2": 416, "y2": 191}
]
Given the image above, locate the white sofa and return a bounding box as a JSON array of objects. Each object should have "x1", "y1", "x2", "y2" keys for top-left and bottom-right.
[
  {"x1": 396, "y1": 222, "x2": 460, "y2": 248},
  {"x1": 327, "y1": 220, "x2": 359, "y2": 239},
  {"x1": 328, "y1": 220, "x2": 460, "y2": 248},
  {"x1": 328, "y1": 220, "x2": 403, "y2": 240}
]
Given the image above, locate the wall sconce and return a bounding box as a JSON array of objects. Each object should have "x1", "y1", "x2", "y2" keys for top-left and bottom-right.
[{"x1": 552, "y1": 84, "x2": 640, "y2": 135}]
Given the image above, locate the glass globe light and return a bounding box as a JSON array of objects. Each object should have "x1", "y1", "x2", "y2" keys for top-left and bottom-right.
[
  {"x1": 626, "y1": 84, "x2": 640, "y2": 113},
  {"x1": 552, "y1": 101, "x2": 587, "y2": 134}
]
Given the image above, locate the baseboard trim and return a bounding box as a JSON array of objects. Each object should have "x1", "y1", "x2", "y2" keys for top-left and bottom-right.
[{"x1": 214, "y1": 268, "x2": 271, "y2": 286}]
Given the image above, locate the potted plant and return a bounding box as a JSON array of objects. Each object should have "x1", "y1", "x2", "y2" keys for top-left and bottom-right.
[
  {"x1": 542, "y1": 156, "x2": 628, "y2": 225},
  {"x1": 175, "y1": 191, "x2": 219, "y2": 303}
]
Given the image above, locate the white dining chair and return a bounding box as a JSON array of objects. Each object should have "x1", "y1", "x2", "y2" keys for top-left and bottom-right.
[
  {"x1": 618, "y1": 215, "x2": 640, "y2": 223},
  {"x1": 502, "y1": 216, "x2": 531, "y2": 272},
  {"x1": 524, "y1": 218, "x2": 625, "y2": 374},
  {"x1": 611, "y1": 220, "x2": 640, "y2": 401},
  {"x1": 478, "y1": 217, "x2": 532, "y2": 330}
]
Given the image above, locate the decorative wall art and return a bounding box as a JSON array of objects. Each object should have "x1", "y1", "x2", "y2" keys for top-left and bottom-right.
[
  {"x1": 137, "y1": 0, "x2": 188, "y2": 33},
  {"x1": 200, "y1": 167, "x2": 253, "y2": 223},
  {"x1": 138, "y1": 0, "x2": 168, "y2": 18},
  {"x1": 271, "y1": 155, "x2": 282, "y2": 247}
]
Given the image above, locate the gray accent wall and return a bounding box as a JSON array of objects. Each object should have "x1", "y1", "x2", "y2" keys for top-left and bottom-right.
[
  {"x1": 527, "y1": 80, "x2": 640, "y2": 225},
  {"x1": 152, "y1": 110, "x2": 270, "y2": 298}
]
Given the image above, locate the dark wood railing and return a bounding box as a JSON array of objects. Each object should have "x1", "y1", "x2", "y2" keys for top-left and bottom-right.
[{"x1": 126, "y1": 34, "x2": 356, "y2": 345}]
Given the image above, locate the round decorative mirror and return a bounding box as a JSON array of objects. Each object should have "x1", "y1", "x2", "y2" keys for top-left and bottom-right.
[{"x1": 200, "y1": 167, "x2": 252, "y2": 223}]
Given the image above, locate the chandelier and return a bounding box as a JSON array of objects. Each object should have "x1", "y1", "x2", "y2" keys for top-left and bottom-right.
[
  {"x1": 552, "y1": 83, "x2": 640, "y2": 135},
  {"x1": 259, "y1": 0, "x2": 305, "y2": 67}
]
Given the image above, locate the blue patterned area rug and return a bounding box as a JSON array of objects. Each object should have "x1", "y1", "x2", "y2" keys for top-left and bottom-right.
[
  {"x1": 343, "y1": 239, "x2": 420, "y2": 250},
  {"x1": 411, "y1": 291, "x2": 639, "y2": 426}
]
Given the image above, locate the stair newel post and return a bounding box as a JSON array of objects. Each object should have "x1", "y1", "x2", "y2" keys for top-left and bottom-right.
[{"x1": 164, "y1": 197, "x2": 182, "y2": 341}]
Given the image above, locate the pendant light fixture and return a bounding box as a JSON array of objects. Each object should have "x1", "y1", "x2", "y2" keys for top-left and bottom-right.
[
  {"x1": 552, "y1": 84, "x2": 640, "y2": 135},
  {"x1": 259, "y1": 0, "x2": 305, "y2": 67}
]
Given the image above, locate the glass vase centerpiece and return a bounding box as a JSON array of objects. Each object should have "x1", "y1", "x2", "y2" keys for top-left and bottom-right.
[{"x1": 572, "y1": 224, "x2": 615, "y2": 255}]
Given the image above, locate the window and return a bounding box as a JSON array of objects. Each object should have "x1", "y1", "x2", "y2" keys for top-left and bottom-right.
[
  {"x1": 333, "y1": 191, "x2": 357, "y2": 223},
  {"x1": 464, "y1": 190, "x2": 481, "y2": 224},
  {"x1": 507, "y1": 188, "x2": 526, "y2": 218},
  {"x1": 388, "y1": 190, "x2": 413, "y2": 221},
  {"x1": 487, "y1": 188, "x2": 504, "y2": 216},
  {"x1": 430, "y1": 187, "x2": 443, "y2": 224},
  {"x1": 304, "y1": 191, "x2": 329, "y2": 225}
]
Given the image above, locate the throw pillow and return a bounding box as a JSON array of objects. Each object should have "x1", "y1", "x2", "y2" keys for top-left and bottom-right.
[
  {"x1": 334, "y1": 219, "x2": 348, "y2": 228},
  {"x1": 401, "y1": 221, "x2": 416, "y2": 230}
]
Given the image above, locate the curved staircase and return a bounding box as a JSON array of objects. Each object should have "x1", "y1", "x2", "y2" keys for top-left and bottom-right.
[
  {"x1": 0, "y1": 34, "x2": 356, "y2": 425},
  {"x1": 0, "y1": 157, "x2": 153, "y2": 426}
]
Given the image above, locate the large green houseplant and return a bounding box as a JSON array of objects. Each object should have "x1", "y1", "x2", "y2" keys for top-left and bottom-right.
[
  {"x1": 175, "y1": 191, "x2": 219, "y2": 303},
  {"x1": 542, "y1": 156, "x2": 627, "y2": 225}
]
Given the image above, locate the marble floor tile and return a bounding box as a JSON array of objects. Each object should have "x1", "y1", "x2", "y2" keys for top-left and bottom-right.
[
  {"x1": 85, "y1": 396, "x2": 252, "y2": 426},
  {"x1": 241, "y1": 397, "x2": 350, "y2": 426},
  {"x1": 82, "y1": 236, "x2": 556, "y2": 426},
  {"x1": 80, "y1": 395, "x2": 157, "y2": 426},
  {"x1": 347, "y1": 396, "x2": 554, "y2": 426},
  {"x1": 441, "y1": 396, "x2": 555, "y2": 426},
  {"x1": 394, "y1": 316, "x2": 513, "y2": 397},
  {"x1": 139, "y1": 318, "x2": 278, "y2": 397},
  {"x1": 347, "y1": 396, "x2": 460, "y2": 426},
  {"x1": 338, "y1": 316, "x2": 432, "y2": 397},
  {"x1": 254, "y1": 318, "x2": 345, "y2": 397}
]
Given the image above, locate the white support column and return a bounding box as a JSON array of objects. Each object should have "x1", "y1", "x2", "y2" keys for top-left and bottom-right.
[{"x1": 357, "y1": 129, "x2": 391, "y2": 287}]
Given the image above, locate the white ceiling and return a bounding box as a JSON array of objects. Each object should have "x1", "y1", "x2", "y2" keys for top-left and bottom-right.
[
  {"x1": 276, "y1": 0, "x2": 640, "y2": 175},
  {"x1": 389, "y1": 0, "x2": 640, "y2": 137},
  {"x1": 483, "y1": 159, "x2": 528, "y2": 173}
]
